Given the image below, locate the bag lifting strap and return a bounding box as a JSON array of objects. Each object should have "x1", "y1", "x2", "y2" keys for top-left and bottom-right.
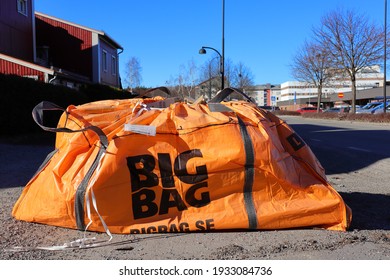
[
  {"x1": 32, "y1": 101, "x2": 109, "y2": 230},
  {"x1": 237, "y1": 115, "x2": 258, "y2": 230},
  {"x1": 209, "y1": 89, "x2": 258, "y2": 229}
]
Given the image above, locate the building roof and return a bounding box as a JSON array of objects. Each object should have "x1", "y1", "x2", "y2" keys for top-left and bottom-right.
[
  {"x1": 0, "y1": 53, "x2": 54, "y2": 75},
  {"x1": 329, "y1": 86, "x2": 390, "y2": 102},
  {"x1": 35, "y1": 12, "x2": 123, "y2": 50}
]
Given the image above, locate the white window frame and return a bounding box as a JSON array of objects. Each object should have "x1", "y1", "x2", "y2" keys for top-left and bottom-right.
[
  {"x1": 111, "y1": 55, "x2": 117, "y2": 76},
  {"x1": 102, "y1": 50, "x2": 108, "y2": 72},
  {"x1": 17, "y1": 0, "x2": 28, "y2": 16}
]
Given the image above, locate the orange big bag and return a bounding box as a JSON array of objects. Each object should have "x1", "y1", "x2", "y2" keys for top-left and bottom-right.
[{"x1": 12, "y1": 88, "x2": 351, "y2": 234}]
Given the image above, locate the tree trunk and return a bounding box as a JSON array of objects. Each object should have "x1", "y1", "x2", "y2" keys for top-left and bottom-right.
[
  {"x1": 317, "y1": 84, "x2": 322, "y2": 113},
  {"x1": 351, "y1": 76, "x2": 357, "y2": 114}
]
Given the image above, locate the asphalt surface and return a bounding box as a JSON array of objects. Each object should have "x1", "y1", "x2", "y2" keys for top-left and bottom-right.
[
  {"x1": 283, "y1": 116, "x2": 390, "y2": 175},
  {"x1": 0, "y1": 116, "x2": 389, "y2": 263}
]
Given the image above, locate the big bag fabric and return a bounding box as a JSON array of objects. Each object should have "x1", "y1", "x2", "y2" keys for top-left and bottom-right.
[{"x1": 12, "y1": 89, "x2": 351, "y2": 233}]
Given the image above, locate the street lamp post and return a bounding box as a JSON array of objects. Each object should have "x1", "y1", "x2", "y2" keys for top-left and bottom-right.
[
  {"x1": 222, "y1": 0, "x2": 225, "y2": 90},
  {"x1": 199, "y1": 0, "x2": 225, "y2": 91},
  {"x1": 199, "y1": 46, "x2": 224, "y2": 90},
  {"x1": 384, "y1": 0, "x2": 387, "y2": 113}
]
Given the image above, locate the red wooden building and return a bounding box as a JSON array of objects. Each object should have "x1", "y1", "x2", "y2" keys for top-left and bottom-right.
[
  {"x1": 0, "y1": 52, "x2": 53, "y2": 82},
  {"x1": 0, "y1": 0, "x2": 35, "y2": 62},
  {"x1": 0, "y1": 0, "x2": 123, "y2": 88},
  {"x1": 0, "y1": 0, "x2": 53, "y2": 81},
  {"x1": 35, "y1": 12, "x2": 123, "y2": 88}
]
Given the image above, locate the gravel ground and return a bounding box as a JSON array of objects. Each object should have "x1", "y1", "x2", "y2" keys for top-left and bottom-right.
[{"x1": 1, "y1": 122, "x2": 390, "y2": 261}]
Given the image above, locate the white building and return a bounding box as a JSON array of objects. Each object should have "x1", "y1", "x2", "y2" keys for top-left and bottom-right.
[
  {"x1": 246, "y1": 84, "x2": 281, "y2": 106},
  {"x1": 280, "y1": 65, "x2": 384, "y2": 102}
]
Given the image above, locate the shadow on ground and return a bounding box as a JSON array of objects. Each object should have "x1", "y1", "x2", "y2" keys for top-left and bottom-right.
[
  {"x1": 340, "y1": 192, "x2": 390, "y2": 230},
  {"x1": 289, "y1": 123, "x2": 390, "y2": 175},
  {"x1": 0, "y1": 134, "x2": 55, "y2": 188}
]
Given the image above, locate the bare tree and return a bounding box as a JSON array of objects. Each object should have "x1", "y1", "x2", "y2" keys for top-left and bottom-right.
[
  {"x1": 165, "y1": 59, "x2": 199, "y2": 100},
  {"x1": 125, "y1": 57, "x2": 142, "y2": 92},
  {"x1": 313, "y1": 9, "x2": 385, "y2": 113},
  {"x1": 199, "y1": 57, "x2": 221, "y2": 100},
  {"x1": 197, "y1": 58, "x2": 254, "y2": 100},
  {"x1": 178, "y1": 59, "x2": 198, "y2": 99},
  {"x1": 231, "y1": 61, "x2": 255, "y2": 91},
  {"x1": 291, "y1": 41, "x2": 332, "y2": 112},
  {"x1": 223, "y1": 58, "x2": 234, "y2": 87},
  {"x1": 164, "y1": 76, "x2": 182, "y2": 98}
]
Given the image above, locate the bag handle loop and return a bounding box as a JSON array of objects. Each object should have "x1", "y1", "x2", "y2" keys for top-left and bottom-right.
[
  {"x1": 32, "y1": 101, "x2": 109, "y2": 148},
  {"x1": 137, "y1": 86, "x2": 172, "y2": 98},
  {"x1": 210, "y1": 87, "x2": 256, "y2": 104}
]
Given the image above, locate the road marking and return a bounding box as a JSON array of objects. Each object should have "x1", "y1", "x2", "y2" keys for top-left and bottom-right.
[
  {"x1": 347, "y1": 146, "x2": 372, "y2": 153},
  {"x1": 313, "y1": 129, "x2": 351, "y2": 133}
]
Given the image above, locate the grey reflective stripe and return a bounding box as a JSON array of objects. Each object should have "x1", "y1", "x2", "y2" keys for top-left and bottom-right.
[
  {"x1": 75, "y1": 146, "x2": 106, "y2": 230},
  {"x1": 31, "y1": 149, "x2": 58, "y2": 179},
  {"x1": 237, "y1": 116, "x2": 258, "y2": 230}
]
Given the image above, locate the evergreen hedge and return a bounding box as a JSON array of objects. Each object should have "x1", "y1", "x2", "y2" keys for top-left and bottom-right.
[{"x1": 0, "y1": 74, "x2": 132, "y2": 136}]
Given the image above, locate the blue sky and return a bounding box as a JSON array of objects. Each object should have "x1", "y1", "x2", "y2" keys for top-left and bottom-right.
[{"x1": 35, "y1": 0, "x2": 385, "y2": 87}]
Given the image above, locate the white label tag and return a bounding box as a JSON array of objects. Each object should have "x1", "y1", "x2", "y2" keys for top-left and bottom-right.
[{"x1": 124, "y1": 124, "x2": 156, "y2": 136}]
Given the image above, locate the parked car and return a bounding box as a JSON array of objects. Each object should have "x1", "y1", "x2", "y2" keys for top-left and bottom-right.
[
  {"x1": 296, "y1": 107, "x2": 322, "y2": 114},
  {"x1": 259, "y1": 105, "x2": 280, "y2": 111},
  {"x1": 372, "y1": 103, "x2": 390, "y2": 114},
  {"x1": 356, "y1": 102, "x2": 382, "y2": 114},
  {"x1": 323, "y1": 107, "x2": 350, "y2": 113}
]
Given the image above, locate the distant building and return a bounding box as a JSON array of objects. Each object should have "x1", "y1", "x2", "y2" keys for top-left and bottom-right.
[
  {"x1": 35, "y1": 12, "x2": 123, "y2": 88},
  {"x1": 280, "y1": 65, "x2": 383, "y2": 107},
  {"x1": 0, "y1": 0, "x2": 35, "y2": 62},
  {"x1": 195, "y1": 76, "x2": 224, "y2": 101},
  {"x1": 193, "y1": 81, "x2": 282, "y2": 106},
  {"x1": 0, "y1": 0, "x2": 54, "y2": 82},
  {"x1": 245, "y1": 84, "x2": 281, "y2": 106},
  {"x1": 0, "y1": 0, "x2": 123, "y2": 88}
]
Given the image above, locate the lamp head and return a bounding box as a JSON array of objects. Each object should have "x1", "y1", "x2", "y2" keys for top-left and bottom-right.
[{"x1": 199, "y1": 48, "x2": 207, "y2": 54}]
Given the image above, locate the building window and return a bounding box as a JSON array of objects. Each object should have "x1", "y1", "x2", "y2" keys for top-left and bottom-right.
[
  {"x1": 17, "y1": 0, "x2": 28, "y2": 16},
  {"x1": 111, "y1": 56, "x2": 116, "y2": 75},
  {"x1": 102, "y1": 50, "x2": 107, "y2": 72}
]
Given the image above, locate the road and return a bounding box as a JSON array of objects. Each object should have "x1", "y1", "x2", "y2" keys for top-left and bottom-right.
[{"x1": 282, "y1": 116, "x2": 390, "y2": 175}]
